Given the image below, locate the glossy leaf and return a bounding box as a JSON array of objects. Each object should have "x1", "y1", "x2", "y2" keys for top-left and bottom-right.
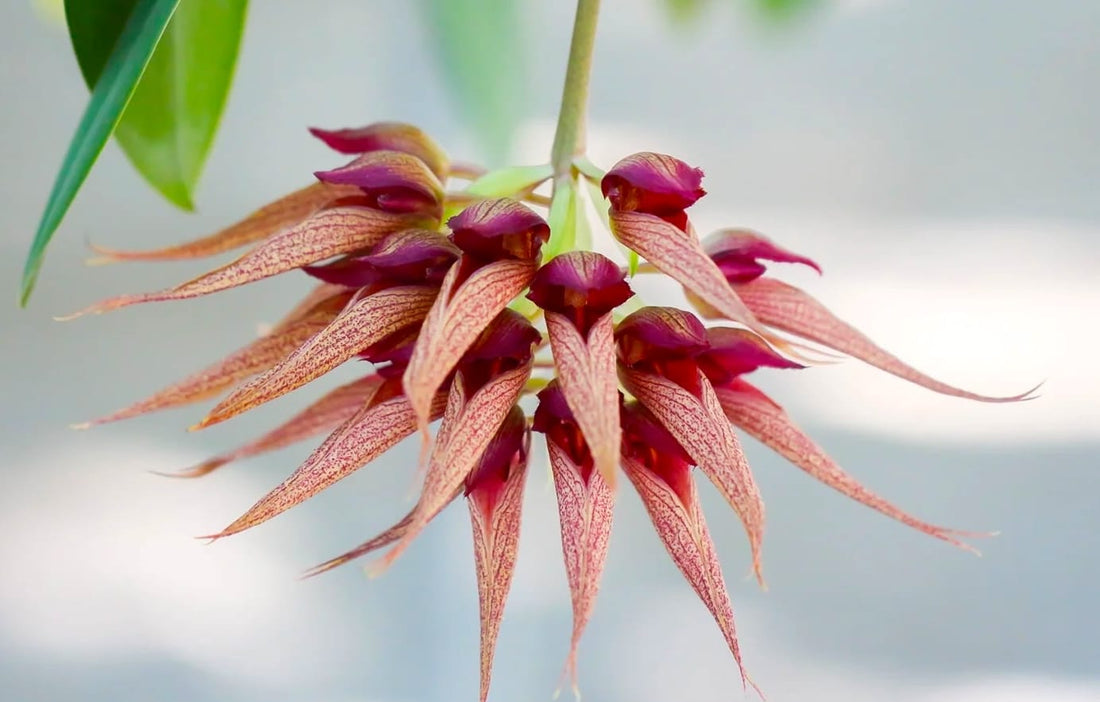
[
  {"x1": 69, "y1": 0, "x2": 248, "y2": 210},
  {"x1": 22, "y1": 0, "x2": 179, "y2": 305}
]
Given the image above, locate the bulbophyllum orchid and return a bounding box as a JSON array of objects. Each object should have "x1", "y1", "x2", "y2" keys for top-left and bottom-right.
[{"x1": 66, "y1": 122, "x2": 1034, "y2": 698}]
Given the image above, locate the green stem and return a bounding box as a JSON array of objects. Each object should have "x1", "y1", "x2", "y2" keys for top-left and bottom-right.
[{"x1": 550, "y1": 0, "x2": 600, "y2": 178}]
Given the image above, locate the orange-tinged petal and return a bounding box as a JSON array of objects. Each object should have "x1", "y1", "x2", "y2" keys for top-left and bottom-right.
[
  {"x1": 171, "y1": 375, "x2": 387, "y2": 478},
  {"x1": 379, "y1": 361, "x2": 532, "y2": 570},
  {"x1": 621, "y1": 454, "x2": 758, "y2": 693},
  {"x1": 715, "y1": 379, "x2": 984, "y2": 552},
  {"x1": 546, "y1": 310, "x2": 621, "y2": 487},
  {"x1": 195, "y1": 285, "x2": 437, "y2": 428},
  {"x1": 548, "y1": 440, "x2": 614, "y2": 691},
  {"x1": 65, "y1": 207, "x2": 426, "y2": 318},
  {"x1": 620, "y1": 367, "x2": 766, "y2": 583},
  {"x1": 76, "y1": 291, "x2": 353, "y2": 428},
  {"x1": 402, "y1": 257, "x2": 537, "y2": 434},
  {"x1": 736, "y1": 277, "x2": 1038, "y2": 402},
  {"x1": 302, "y1": 487, "x2": 463, "y2": 578},
  {"x1": 468, "y1": 434, "x2": 528, "y2": 702},
  {"x1": 212, "y1": 389, "x2": 449, "y2": 537},
  {"x1": 609, "y1": 210, "x2": 759, "y2": 329},
  {"x1": 86, "y1": 183, "x2": 359, "y2": 264}
]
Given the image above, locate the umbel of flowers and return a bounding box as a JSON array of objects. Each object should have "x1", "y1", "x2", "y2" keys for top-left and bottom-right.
[{"x1": 70, "y1": 122, "x2": 1032, "y2": 700}]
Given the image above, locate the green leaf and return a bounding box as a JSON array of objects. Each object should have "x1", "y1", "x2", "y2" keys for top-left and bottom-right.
[
  {"x1": 418, "y1": 0, "x2": 524, "y2": 164},
  {"x1": 22, "y1": 0, "x2": 179, "y2": 306},
  {"x1": 68, "y1": 0, "x2": 248, "y2": 210}
]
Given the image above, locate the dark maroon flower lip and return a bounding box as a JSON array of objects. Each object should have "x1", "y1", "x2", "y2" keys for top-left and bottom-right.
[
  {"x1": 315, "y1": 151, "x2": 443, "y2": 216},
  {"x1": 464, "y1": 405, "x2": 529, "y2": 496},
  {"x1": 527, "y1": 251, "x2": 634, "y2": 334},
  {"x1": 463, "y1": 309, "x2": 543, "y2": 367},
  {"x1": 697, "y1": 327, "x2": 804, "y2": 385},
  {"x1": 448, "y1": 198, "x2": 551, "y2": 262},
  {"x1": 615, "y1": 306, "x2": 709, "y2": 365},
  {"x1": 309, "y1": 122, "x2": 448, "y2": 178},
  {"x1": 304, "y1": 229, "x2": 459, "y2": 289},
  {"x1": 601, "y1": 152, "x2": 705, "y2": 218},
  {"x1": 532, "y1": 380, "x2": 595, "y2": 477},
  {"x1": 703, "y1": 229, "x2": 821, "y2": 284}
]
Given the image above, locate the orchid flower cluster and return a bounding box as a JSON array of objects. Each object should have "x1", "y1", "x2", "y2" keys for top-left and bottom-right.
[{"x1": 71, "y1": 121, "x2": 1031, "y2": 700}]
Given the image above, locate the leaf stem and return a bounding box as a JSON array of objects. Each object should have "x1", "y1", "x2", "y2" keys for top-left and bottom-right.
[{"x1": 550, "y1": 0, "x2": 600, "y2": 178}]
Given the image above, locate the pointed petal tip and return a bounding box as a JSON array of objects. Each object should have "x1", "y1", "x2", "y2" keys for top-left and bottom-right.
[{"x1": 69, "y1": 421, "x2": 92, "y2": 431}]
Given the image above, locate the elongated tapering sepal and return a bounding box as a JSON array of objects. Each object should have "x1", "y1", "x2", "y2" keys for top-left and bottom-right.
[
  {"x1": 379, "y1": 362, "x2": 531, "y2": 570},
  {"x1": 736, "y1": 277, "x2": 1038, "y2": 402},
  {"x1": 715, "y1": 379, "x2": 984, "y2": 551},
  {"x1": 211, "y1": 389, "x2": 448, "y2": 537},
  {"x1": 65, "y1": 207, "x2": 427, "y2": 318},
  {"x1": 621, "y1": 454, "x2": 756, "y2": 692},
  {"x1": 195, "y1": 285, "x2": 437, "y2": 428},
  {"x1": 548, "y1": 440, "x2": 614, "y2": 690},
  {"x1": 402, "y1": 258, "x2": 537, "y2": 433},
  {"x1": 87, "y1": 183, "x2": 359, "y2": 263},
  {"x1": 620, "y1": 367, "x2": 766, "y2": 583},
  {"x1": 77, "y1": 291, "x2": 352, "y2": 428},
  {"x1": 702, "y1": 228, "x2": 821, "y2": 284},
  {"x1": 172, "y1": 374, "x2": 387, "y2": 478},
  {"x1": 609, "y1": 210, "x2": 760, "y2": 329}
]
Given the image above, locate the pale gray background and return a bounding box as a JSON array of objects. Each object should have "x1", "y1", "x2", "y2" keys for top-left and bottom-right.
[{"x1": 2, "y1": 1, "x2": 1098, "y2": 701}]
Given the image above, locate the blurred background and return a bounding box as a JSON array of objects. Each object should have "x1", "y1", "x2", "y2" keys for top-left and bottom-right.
[{"x1": 2, "y1": 1, "x2": 1098, "y2": 701}]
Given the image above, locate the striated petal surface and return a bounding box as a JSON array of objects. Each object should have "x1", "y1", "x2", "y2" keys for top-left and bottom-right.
[
  {"x1": 87, "y1": 183, "x2": 358, "y2": 263},
  {"x1": 212, "y1": 390, "x2": 448, "y2": 537},
  {"x1": 610, "y1": 210, "x2": 759, "y2": 329},
  {"x1": 309, "y1": 122, "x2": 449, "y2": 178},
  {"x1": 402, "y1": 258, "x2": 537, "y2": 432},
  {"x1": 172, "y1": 375, "x2": 386, "y2": 478},
  {"x1": 621, "y1": 454, "x2": 756, "y2": 692},
  {"x1": 621, "y1": 367, "x2": 766, "y2": 583},
  {"x1": 66, "y1": 207, "x2": 426, "y2": 317},
  {"x1": 737, "y1": 277, "x2": 1037, "y2": 402},
  {"x1": 548, "y1": 440, "x2": 614, "y2": 690},
  {"x1": 716, "y1": 379, "x2": 983, "y2": 551},
  {"x1": 196, "y1": 285, "x2": 437, "y2": 428}
]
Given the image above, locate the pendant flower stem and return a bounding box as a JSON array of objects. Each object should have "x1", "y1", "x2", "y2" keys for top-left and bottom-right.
[{"x1": 550, "y1": 0, "x2": 601, "y2": 179}]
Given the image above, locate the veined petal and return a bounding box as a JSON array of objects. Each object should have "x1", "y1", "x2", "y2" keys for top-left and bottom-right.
[
  {"x1": 402, "y1": 258, "x2": 537, "y2": 433},
  {"x1": 172, "y1": 374, "x2": 387, "y2": 478},
  {"x1": 620, "y1": 367, "x2": 766, "y2": 583},
  {"x1": 309, "y1": 122, "x2": 448, "y2": 179},
  {"x1": 703, "y1": 228, "x2": 821, "y2": 284},
  {"x1": 715, "y1": 379, "x2": 983, "y2": 552},
  {"x1": 76, "y1": 291, "x2": 353, "y2": 428},
  {"x1": 610, "y1": 210, "x2": 760, "y2": 329},
  {"x1": 302, "y1": 487, "x2": 463, "y2": 578},
  {"x1": 736, "y1": 277, "x2": 1038, "y2": 402},
  {"x1": 467, "y1": 431, "x2": 528, "y2": 702},
  {"x1": 546, "y1": 311, "x2": 621, "y2": 486},
  {"x1": 87, "y1": 183, "x2": 358, "y2": 263},
  {"x1": 211, "y1": 389, "x2": 449, "y2": 537},
  {"x1": 315, "y1": 150, "x2": 444, "y2": 216},
  {"x1": 196, "y1": 285, "x2": 438, "y2": 428},
  {"x1": 621, "y1": 454, "x2": 756, "y2": 692},
  {"x1": 602, "y1": 152, "x2": 705, "y2": 228},
  {"x1": 65, "y1": 207, "x2": 427, "y2": 318},
  {"x1": 548, "y1": 440, "x2": 614, "y2": 691},
  {"x1": 379, "y1": 361, "x2": 532, "y2": 570}
]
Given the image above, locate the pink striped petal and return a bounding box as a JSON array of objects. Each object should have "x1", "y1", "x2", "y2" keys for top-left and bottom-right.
[
  {"x1": 195, "y1": 285, "x2": 437, "y2": 428},
  {"x1": 546, "y1": 311, "x2": 621, "y2": 487},
  {"x1": 737, "y1": 277, "x2": 1038, "y2": 402},
  {"x1": 211, "y1": 389, "x2": 448, "y2": 537},
  {"x1": 620, "y1": 367, "x2": 766, "y2": 583},
  {"x1": 609, "y1": 210, "x2": 759, "y2": 328},
  {"x1": 65, "y1": 207, "x2": 427, "y2": 318},
  {"x1": 621, "y1": 454, "x2": 757, "y2": 692},
  {"x1": 309, "y1": 122, "x2": 448, "y2": 179},
  {"x1": 703, "y1": 228, "x2": 821, "y2": 284},
  {"x1": 715, "y1": 379, "x2": 985, "y2": 552},
  {"x1": 548, "y1": 440, "x2": 614, "y2": 690},
  {"x1": 402, "y1": 257, "x2": 537, "y2": 433},
  {"x1": 315, "y1": 150, "x2": 444, "y2": 216},
  {"x1": 302, "y1": 487, "x2": 463, "y2": 578},
  {"x1": 86, "y1": 183, "x2": 359, "y2": 264},
  {"x1": 467, "y1": 434, "x2": 529, "y2": 702},
  {"x1": 171, "y1": 375, "x2": 386, "y2": 478},
  {"x1": 379, "y1": 362, "x2": 531, "y2": 570}
]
